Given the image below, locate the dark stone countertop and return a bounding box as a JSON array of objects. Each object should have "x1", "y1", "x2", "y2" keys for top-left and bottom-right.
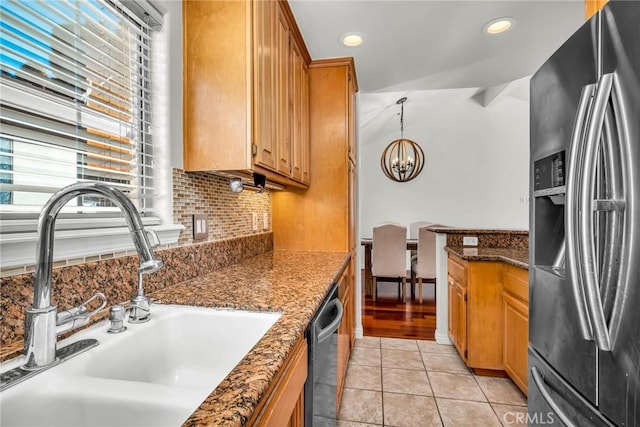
[
  {"x1": 445, "y1": 246, "x2": 529, "y2": 269},
  {"x1": 151, "y1": 250, "x2": 350, "y2": 426},
  {"x1": 427, "y1": 226, "x2": 528, "y2": 235}
]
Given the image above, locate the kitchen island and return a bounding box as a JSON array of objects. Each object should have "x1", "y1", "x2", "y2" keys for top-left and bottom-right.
[{"x1": 151, "y1": 250, "x2": 349, "y2": 426}]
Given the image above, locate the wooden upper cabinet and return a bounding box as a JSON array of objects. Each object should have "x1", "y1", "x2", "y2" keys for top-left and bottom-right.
[
  {"x1": 347, "y1": 73, "x2": 356, "y2": 164},
  {"x1": 183, "y1": 0, "x2": 250, "y2": 172},
  {"x1": 272, "y1": 58, "x2": 358, "y2": 252},
  {"x1": 585, "y1": 0, "x2": 608, "y2": 19},
  {"x1": 290, "y1": 41, "x2": 310, "y2": 184},
  {"x1": 183, "y1": 0, "x2": 311, "y2": 188},
  {"x1": 301, "y1": 63, "x2": 310, "y2": 185},
  {"x1": 289, "y1": 41, "x2": 303, "y2": 182},
  {"x1": 253, "y1": 0, "x2": 277, "y2": 172},
  {"x1": 275, "y1": 4, "x2": 291, "y2": 176}
]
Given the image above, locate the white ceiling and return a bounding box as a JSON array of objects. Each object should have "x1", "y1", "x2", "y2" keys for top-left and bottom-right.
[{"x1": 289, "y1": 0, "x2": 586, "y2": 93}]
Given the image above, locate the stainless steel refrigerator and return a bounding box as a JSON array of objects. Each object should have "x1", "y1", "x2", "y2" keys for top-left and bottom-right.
[{"x1": 529, "y1": 1, "x2": 639, "y2": 425}]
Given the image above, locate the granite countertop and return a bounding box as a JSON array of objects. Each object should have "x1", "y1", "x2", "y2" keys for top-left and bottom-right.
[
  {"x1": 445, "y1": 246, "x2": 529, "y2": 269},
  {"x1": 149, "y1": 250, "x2": 350, "y2": 426},
  {"x1": 427, "y1": 226, "x2": 528, "y2": 235}
]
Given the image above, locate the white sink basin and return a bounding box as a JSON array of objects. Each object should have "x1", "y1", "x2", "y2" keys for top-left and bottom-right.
[{"x1": 0, "y1": 304, "x2": 281, "y2": 427}]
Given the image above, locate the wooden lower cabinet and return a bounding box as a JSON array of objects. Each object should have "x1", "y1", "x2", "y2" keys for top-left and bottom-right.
[
  {"x1": 337, "y1": 262, "x2": 353, "y2": 410},
  {"x1": 447, "y1": 254, "x2": 503, "y2": 370},
  {"x1": 250, "y1": 337, "x2": 307, "y2": 427},
  {"x1": 448, "y1": 274, "x2": 467, "y2": 360},
  {"x1": 502, "y1": 264, "x2": 529, "y2": 395},
  {"x1": 447, "y1": 253, "x2": 530, "y2": 391}
]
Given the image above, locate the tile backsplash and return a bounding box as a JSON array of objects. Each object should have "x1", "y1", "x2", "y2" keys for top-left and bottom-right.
[
  {"x1": 173, "y1": 168, "x2": 271, "y2": 245},
  {"x1": 446, "y1": 231, "x2": 528, "y2": 250}
]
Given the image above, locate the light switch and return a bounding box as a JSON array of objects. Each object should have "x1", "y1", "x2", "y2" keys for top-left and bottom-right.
[
  {"x1": 263, "y1": 212, "x2": 269, "y2": 230},
  {"x1": 252, "y1": 213, "x2": 258, "y2": 231}
]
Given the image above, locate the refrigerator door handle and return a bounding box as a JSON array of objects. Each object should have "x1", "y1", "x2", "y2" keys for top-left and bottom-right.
[
  {"x1": 598, "y1": 73, "x2": 630, "y2": 347},
  {"x1": 579, "y1": 72, "x2": 615, "y2": 352},
  {"x1": 531, "y1": 367, "x2": 575, "y2": 426},
  {"x1": 566, "y1": 83, "x2": 596, "y2": 341}
]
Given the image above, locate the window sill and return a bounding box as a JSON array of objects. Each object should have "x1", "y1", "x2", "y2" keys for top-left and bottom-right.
[{"x1": 0, "y1": 224, "x2": 184, "y2": 271}]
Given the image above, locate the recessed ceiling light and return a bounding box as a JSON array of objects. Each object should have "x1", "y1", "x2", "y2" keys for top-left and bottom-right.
[
  {"x1": 483, "y1": 17, "x2": 516, "y2": 35},
  {"x1": 340, "y1": 33, "x2": 364, "y2": 47}
]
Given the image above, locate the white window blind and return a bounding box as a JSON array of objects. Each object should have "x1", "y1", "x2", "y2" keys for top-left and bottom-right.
[{"x1": 0, "y1": 0, "x2": 155, "y2": 218}]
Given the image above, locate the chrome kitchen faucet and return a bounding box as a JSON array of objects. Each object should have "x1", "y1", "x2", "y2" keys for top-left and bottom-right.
[{"x1": 23, "y1": 182, "x2": 164, "y2": 370}]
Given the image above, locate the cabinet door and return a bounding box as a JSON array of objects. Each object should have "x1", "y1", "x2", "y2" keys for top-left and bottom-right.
[
  {"x1": 448, "y1": 276, "x2": 456, "y2": 341},
  {"x1": 275, "y1": 5, "x2": 290, "y2": 176},
  {"x1": 503, "y1": 292, "x2": 529, "y2": 395},
  {"x1": 289, "y1": 40, "x2": 304, "y2": 181},
  {"x1": 347, "y1": 73, "x2": 356, "y2": 163},
  {"x1": 254, "y1": 338, "x2": 307, "y2": 427},
  {"x1": 253, "y1": 0, "x2": 277, "y2": 171},
  {"x1": 448, "y1": 275, "x2": 466, "y2": 359},
  {"x1": 337, "y1": 270, "x2": 350, "y2": 409},
  {"x1": 454, "y1": 282, "x2": 467, "y2": 360},
  {"x1": 301, "y1": 62, "x2": 310, "y2": 184},
  {"x1": 348, "y1": 158, "x2": 356, "y2": 255},
  {"x1": 349, "y1": 263, "x2": 356, "y2": 348},
  {"x1": 447, "y1": 276, "x2": 460, "y2": 345}
]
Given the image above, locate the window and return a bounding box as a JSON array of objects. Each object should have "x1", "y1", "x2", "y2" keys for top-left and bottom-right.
[{"x1": 0, "y1": 0, "x2": 155, "y2": 218}]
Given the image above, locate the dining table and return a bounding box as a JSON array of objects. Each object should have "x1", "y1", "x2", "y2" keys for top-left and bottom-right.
[{"x1": 360, "y1": 237, "x2": 418, "y2": 297}]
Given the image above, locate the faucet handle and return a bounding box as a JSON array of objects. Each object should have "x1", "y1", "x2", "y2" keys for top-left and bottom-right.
[
  {"x1": 145, "y1": 229, "x2": 161, "y2": 247},
  {"x1": 128, "y1": 295, "x2": 152, "y2": 324},
  {"x1": 56, "y1": 292, "x2": 107, "y2": 336}
]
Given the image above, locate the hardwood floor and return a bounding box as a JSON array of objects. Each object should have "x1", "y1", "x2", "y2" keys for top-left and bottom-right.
[{"x1": 362, "y1": 272, "x2": 437, "y2": 341}]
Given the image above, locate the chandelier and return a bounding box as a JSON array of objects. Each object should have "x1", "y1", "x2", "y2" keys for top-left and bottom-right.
[{"x1": 380, "y1": 97, "x2": 425, "y2": 182}]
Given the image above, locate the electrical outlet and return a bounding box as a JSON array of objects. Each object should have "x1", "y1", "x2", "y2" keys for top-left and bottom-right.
[
  {"x1": 192, "y1": 214, "x2": 207, "y2": 241},
  {"x1": 263, "y1": 212, "x2": 269, "y2": 230},
  {"x1": 252, "y1": 212, "x2": 258, "y2": 231},
  {"x1": 463, "y1": 236, "x2": 478, "y2": 246}
]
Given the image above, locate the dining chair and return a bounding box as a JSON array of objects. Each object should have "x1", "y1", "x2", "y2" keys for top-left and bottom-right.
[
  {"x1": 410, "y1": 225, "x2": 437, "y2": 304},
  {"x1": 372, "y1": 223, "x2": 408, "y2": 302},
  {"x1": 409, "y1": 221, "x2": 432, "y2": 240},
  {"x1": 408, "y1": 221, "x2": 432, "y2": 263}
]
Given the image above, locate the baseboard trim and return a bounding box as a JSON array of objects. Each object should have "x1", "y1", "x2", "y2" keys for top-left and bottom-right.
[{"x1": 435, "y1": 329, "x2": 453, "y2": 345}]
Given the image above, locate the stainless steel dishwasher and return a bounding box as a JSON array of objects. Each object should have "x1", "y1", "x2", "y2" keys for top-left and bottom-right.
[{"x1": 304, "y1": 284, "x2": 344, "y2": 426}]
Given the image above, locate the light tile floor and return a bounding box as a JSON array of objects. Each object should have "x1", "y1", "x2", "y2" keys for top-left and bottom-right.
[{"x1": 338, "y1": 337, "x2": 528, "y2": 427}]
